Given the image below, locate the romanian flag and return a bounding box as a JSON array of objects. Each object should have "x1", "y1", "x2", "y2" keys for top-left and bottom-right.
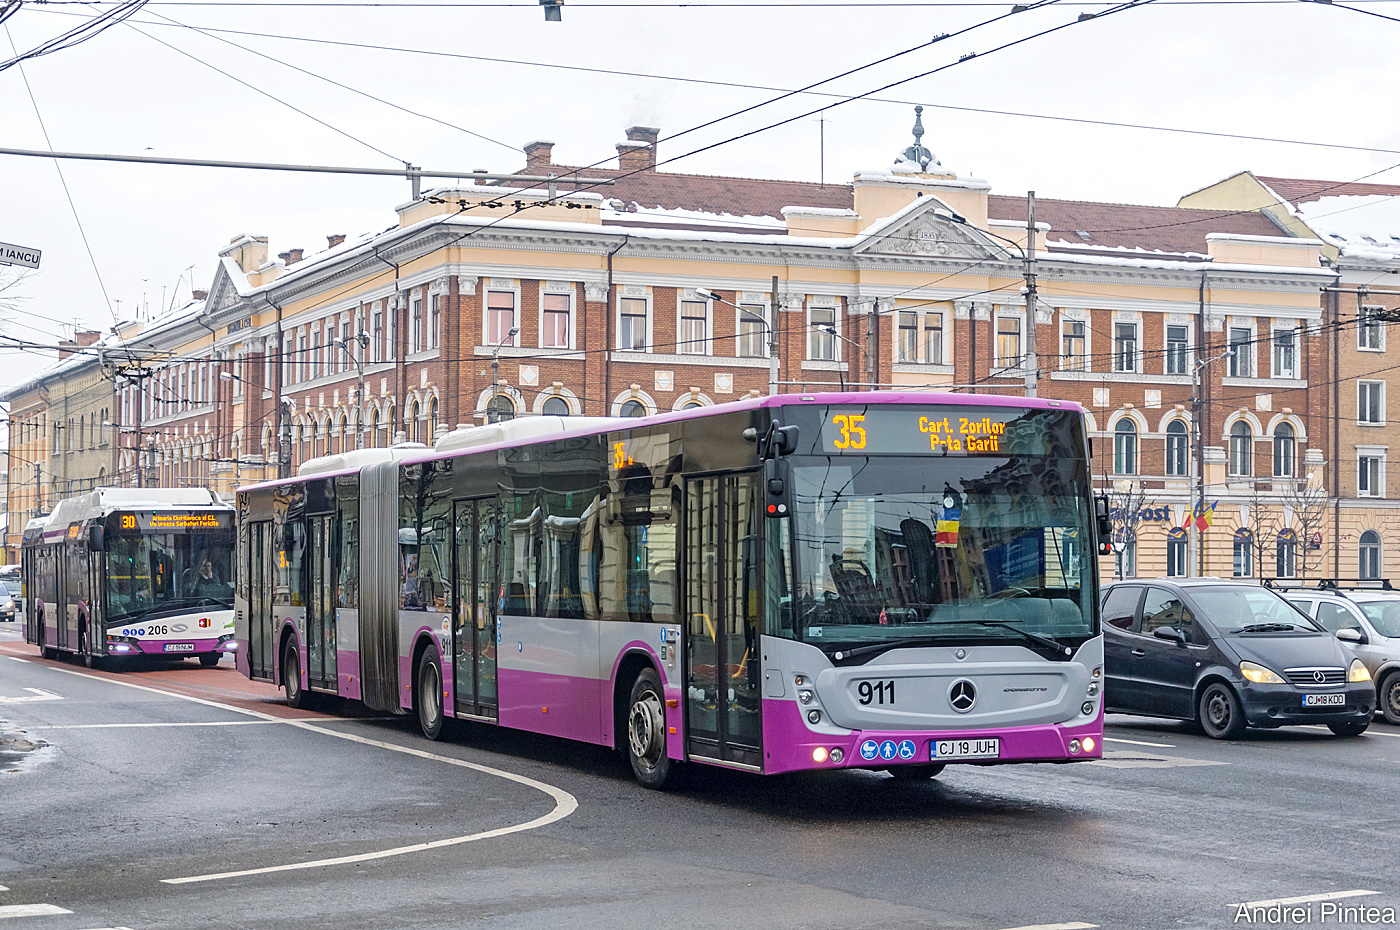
[
  {"x1": 1187, "y1": 500, "x2": 1218, "y2": 533},
  {"x1": 936, "y1": 503, "x2": 961, "y2": 548}
]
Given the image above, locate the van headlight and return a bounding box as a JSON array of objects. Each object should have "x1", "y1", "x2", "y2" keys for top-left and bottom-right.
[
  {"x1": 1349, "y1": 659, "x2": 1372, "y2": 683},
  {"x1": 1240, "y1": 661, "x2": 1284, "y2": 684}
]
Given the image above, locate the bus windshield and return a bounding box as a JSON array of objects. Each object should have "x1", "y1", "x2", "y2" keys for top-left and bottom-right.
[
  {"x1": 106, "y1": 531, "x2": 235, "y2": 625},
  {"x1": 784, "y1": 451, "x2": 1095, "y2": 657}
]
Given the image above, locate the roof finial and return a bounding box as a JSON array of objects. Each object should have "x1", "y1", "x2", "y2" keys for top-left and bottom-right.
[{"x1": 895, "y1": 104, "x2": 939, "y2": 174}]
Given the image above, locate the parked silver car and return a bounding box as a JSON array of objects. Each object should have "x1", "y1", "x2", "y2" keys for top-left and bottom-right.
[{"x1": 1278, "y1": 585, "x2": 1400, "y2": 725}]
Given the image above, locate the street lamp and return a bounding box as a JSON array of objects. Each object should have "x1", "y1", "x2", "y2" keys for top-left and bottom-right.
[
  {"x1": 489, "y1": 327, "x2": 520, "y2": 423},
  {"x1": 697, "y1": 287, "x2": 778, "y2": 396},
  {"x1": 334, "y1": 331, "x2": 371, "y2": 450}
]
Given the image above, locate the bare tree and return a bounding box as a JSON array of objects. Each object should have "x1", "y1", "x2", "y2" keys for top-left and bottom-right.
[
  {"x1": 1280, "y1": 478, "x2": 1329, "y2": 580},
  {"x1": 1103, "y1": 480, "x2": 1155, "y2": 580},
  {"x1": 1235, "y1": 480, "x2": 1281, "y2": 580}
]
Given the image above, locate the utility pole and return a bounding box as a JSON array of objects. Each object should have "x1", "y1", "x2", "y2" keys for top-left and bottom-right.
[
  {"x1": 769, "y1": 276, "x2": 781, "y2": 396},
  {"x1": 1023, "y1": 191, "x2": 1038, "y2": 399}
]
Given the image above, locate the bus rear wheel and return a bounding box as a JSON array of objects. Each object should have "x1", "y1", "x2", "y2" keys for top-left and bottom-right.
[
  {"x1": 282, "y1": 641, "x2": 309, "y2": 709},
  {"x1": 416, "y1": 650, "x2": 445, "y2": 741},
  {"x1": 199, "y1": 654, "x2": 220, "y2": 668},
  {"x1": 626, "y1": 668, "x2": 672, "y2": 789}
]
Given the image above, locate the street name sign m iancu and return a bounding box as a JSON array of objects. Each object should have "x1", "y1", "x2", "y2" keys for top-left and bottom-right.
[{"x1": 0, "y1": 242, "x2": 41, "y2": 269}]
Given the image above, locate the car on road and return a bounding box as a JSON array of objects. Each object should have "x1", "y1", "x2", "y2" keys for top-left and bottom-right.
[
  {"x1": 1101, "y1": 579, "x2": 1374, "y2": 739},
  {"x1": 1276, "y1": 584, "x2": 1400, "y2": 725},
  {"x1": 0, "y1": 580, "x2": 18, "y2": 623}
]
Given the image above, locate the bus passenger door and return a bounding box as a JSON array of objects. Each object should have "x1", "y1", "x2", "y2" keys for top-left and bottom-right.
[
  {"x1": 248, "y1": 521, "x2": 274, "y2": 680},
  {"x1": 453, "y1": 498, "x2": 499, "y2": 719},
  {"x1": 305, "y1": 514, "x2": 336, "y2": 690},
  {"x1": 684, "y1": 474, "x2": 763, "y2": 769}
]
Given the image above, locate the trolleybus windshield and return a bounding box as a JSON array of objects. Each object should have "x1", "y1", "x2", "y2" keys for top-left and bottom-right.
[
  {"x1": 106, "y1": 529, "x2": 235, "y2": 625},
  {"x1": 784, "y1": 408, "x2": 1095, "y2": 659}
]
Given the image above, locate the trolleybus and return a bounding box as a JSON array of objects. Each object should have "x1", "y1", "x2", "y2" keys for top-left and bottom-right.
[
  {"x1": 236, "y1": 392, "x2": 1109, "y2": 786},
  {"x1": 23, "y1": 487, "x2": 237, "y2": 667}
]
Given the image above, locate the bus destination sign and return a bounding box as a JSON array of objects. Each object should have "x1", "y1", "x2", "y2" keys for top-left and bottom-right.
[
  {"x1": 114, "y1": 511, "x2": 232, "y2": 532},
  {"x1": 819, "y1": 406, "x2": 1061, "y2": 456}
]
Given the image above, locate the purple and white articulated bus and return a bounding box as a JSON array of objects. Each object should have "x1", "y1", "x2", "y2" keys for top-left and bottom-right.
[
  {"x1": 235, "y1": 392, "x2": 1107, "y2": 787},
  {"x1": 22, "y1": 487, "x2": 237, "y2": 669}
]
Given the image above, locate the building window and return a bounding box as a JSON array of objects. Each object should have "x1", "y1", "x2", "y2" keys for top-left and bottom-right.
[
  {"x1": 1272, "y1": 324, "x2": 1297, "y2": 379},
  {"x1": 1166, "y1": 536, "x2": 1187, "y2": 577},
  {"x1": 1233, "y1": 531, "x2": 1254, "y2": 578},
  {"x1": 619, "y1": 399, "x2": 647, "y2": 417},
  {"x1": 897, "y1": 312, "x2": 918, "y2": 363},
  {"x1": 1061, "y1": 319, "x2": 1086, "y2": 371},
  {"x1": 809, "y1": 306, "x2": 837, "y2": 360},
  {"x1": 1115, "y1": 532, "x2": 1136, "y2": 579},
  {"x1": 1359, "y1": 381, "x2": 1384, "y2": 424},
  {"x1": 487, "y1": 395, "x2": 515, "y2": 423},
  {"x1": 619, "y1": 297, "x2": 648, "y2": 351},
  {"x1": 923, "y1": 312, "x2": 944, "y2": 364},
  {"x1": 1166, "y1": 324, "x2": 1190, "y2": 375},
  {"x1": 1228, "y1": 326, "x2": 1253, "y2": 378},
  {"x1": 1360, "y1": 530, "x2": 1382, "y2": 580},
  {"x1": 1360, "y1": 305, "x2": 1385, "y2": 350},
  {"x1": 1229, "y1": 421, "x2": 1253, "y2": 477},
  {"x1": 372, "y1": 310, "x2": 384, "y2": 364},
  {"x1": 1276, "y1": 531, "x2": 1298, "y2": 579},
  {"x1": 738, "y1": 303, "x2": 768, "y2": 358},
  {"x1": 1359, "y1": 454, "x2": 1384, "y2": 498},
  {"x1": 679, "y1": 299, "x2": 709, "y2": 355},
  {"x1": 1166, "y1": 420, "x2": 1188, "y2": 477},
  {"x1": 1114, "y1": 420, "x2": 1138, "y2": 475},
  {"x1": 1273, "y1": 423, "x2": 1295, "y2": 478},
  {"x1": 430, "y1": 294, "x2": 441, "y2": 350},
  {"x1": 1113, "y1": 322, "x2": 1137, "y2": 373},
  {"x1": 542, "y1": 396, "x2": 570, "y2": 416},
  {"x1": 995, "y1": 316, "x2": 1022, "y2": 369},
  {"x1": 541, "y1": 293, "x2": 571, "y2": 349},
  {"x1": 410, "y1": 296, "x2": 423, "y2": 354},
  {"x1": 486, "y1": 291, "x2": 516, "y2": 346}
]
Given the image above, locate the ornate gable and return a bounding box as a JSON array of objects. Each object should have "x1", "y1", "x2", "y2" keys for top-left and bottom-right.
[{"x1": 855, "y1": 202, "x2": 999, "y2": 261}]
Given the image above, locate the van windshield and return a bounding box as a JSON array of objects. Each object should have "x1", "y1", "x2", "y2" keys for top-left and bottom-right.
[{"x1": 1189, "y1": 586, "x2": 1322, "y2": 633}]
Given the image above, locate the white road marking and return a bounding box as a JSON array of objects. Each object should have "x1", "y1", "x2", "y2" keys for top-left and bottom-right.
[
  {"x1": 998, "y1": 922, "x2": 1097, "y2": 930},
  {"x1": 0, "y1": 688, "x2": 63, "y2": 704},
  {"x1": 1103, "y1": 736, "x2": 1176, "y2": 748},
  {"x1": 0, "y1": 904, "x2": 73, "y2": 918},
  {"x1": 0, "y1": 886, "x2": 7, "y2": 891},
  {"x1": 1299, "y1": 724, "x2": 1400, "y2": 739},
  {"x1": 37, "y1": 666, "x2": 579, "y2": 885},
  {"x1": 33, "y1": 721, "x2": 284, "y2": 730},
  {"x1": 1231, "y1": 890, "x2": 1379, "y2": 908},
  {"x1": 1089, "y1": 750, "x2": 1227, "y2": 769},
  {"x1": 4, "y1": 656, "x2": 29, "y2": 663}
]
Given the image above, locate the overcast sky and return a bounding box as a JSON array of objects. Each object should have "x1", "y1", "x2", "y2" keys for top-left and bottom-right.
[{"x1": 3, "y1": 0, "x2": 1398, "y2": 394}]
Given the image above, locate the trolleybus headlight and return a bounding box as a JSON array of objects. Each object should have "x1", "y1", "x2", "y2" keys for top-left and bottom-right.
[
  {"x1": 1082, "y1": 737, "x2": 1096, "y2": 753},
  {"x1": 1069, "y1": 739, "x2": 1081, "y2": 754},
  {"x1": 798, "y1": 689, "x2": 814, "y2": 705},
  {"x1": 812, "y1": 747, "x2": 829, "y2": 763},
  {"x1": 807, "y1": 710, "x2": 822, "y2": 725},
  {"x1": 1349, "y1": 659, "x2": 1372, "y2": 683},
  {"x1": 829, "y1": 748, "x2": 844, "y2": 763},
  {"x1": 1081, "y1": 701, "x2": 1095, "y2": 716}
]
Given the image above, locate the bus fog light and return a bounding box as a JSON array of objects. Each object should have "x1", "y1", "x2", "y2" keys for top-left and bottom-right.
[
  {"x1": 1092, "y1": 666, "x2": 1102, "y2": 679},
  {"x1": 1069, "y1": 739, "x2": 1081, "y2": 754},
  {"x1": 798, "y1": 689, "x2": 814, "y2": 705},
  {"x1": 1083, "y1": 737, "x2": 1095, "y2": 752},
  {"x1": 829, "y1": 748, "x2": 844, "y2": 763},
  {"x1": 807, "y1": 710, "x2": 821, "y2": 724},
  {"x1": 1082, "y1": 701, "x2": 1095, "y2": 716},
  {"x1": 812, "y1": 747, "x2": 828, "y2": 763},
  {"x1": 794, "y1": 674, "x2": 806, "y2": 686}
]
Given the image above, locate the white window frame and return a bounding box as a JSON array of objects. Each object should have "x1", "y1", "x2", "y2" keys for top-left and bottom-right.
[
  {"x1": 994, "y1": 313, "x2": 1024, "y2": 371},
  {"x1": 1166, "y1": 537, "x2": 1187, "y2": 577},
  {"x1": 677, "y1": 296, "x2": 711, "y2": 356},
  {"x1": 372, "y1": 309, "x2": 385, "y2": 364},
  {"x1": 1228, "y1": 324, "x2": 1255, "y2": 378},
  {"x1": 1165, "y1": 419, "x2": 1189, "y2": 477},
  {"x1": 1061, "y1": 317, "x2": 1087, "y2": 372},
  {"x1": 1359, "y1": 305, "x2": 1386, "y2": 351},
  {"x1": 430, "y1": 294, "x2": 441, "y2": 350},
  {"x1": 616, "y1": 294, "x2": 652, "y2": 352},
  {"x1": 1271, "y1": 321, "x2": 1298, "y2": 379},
  {"x1": 1359, "y1": 380, "x2": 1385, "y2": 425},
  {"x1": 539, "y1": 287, "x2": 575, "y2": 350},
  {"x1": 410, "y1": 294, "x2": 424, "y2": 354},
  {"x1": 737, "y1": 301, "x2": 770, "y2": 359},
  {"x1": 1165, "y1": 322, "x2": 1191, "y2": 376},
  {"x1": 485, "y1": 288, "x2": 521, "y2": 348},
  {"x1": 923, "y1": 310, "x2": 945, "y2": 365},
  {"x1": 896, "y1": 311, "x2": 919, "y2": 363},
  {"x1": 1358, "y1": 446, "x2": 1387, "y2": 498},
  {"x1": 1360, "y1": 531, "x2": 1383, "y2": 579},
  {"x1": 1228, "y1": 420, "x2": 1253, "y2": 477},
  {"x1": 1112, "y1": 320, "x2": 1139, "y2": 374},
  {"x1": 808, "y1": 303, "x2": 839, "y2": 361}
]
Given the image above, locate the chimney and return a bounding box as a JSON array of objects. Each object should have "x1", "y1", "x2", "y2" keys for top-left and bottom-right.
[
  {"x1": 524, "y1": 140, "x2": 555, "y2": 171},
  {"x1": 58, "y1": 340, "x2": 78, "y2": 360},
  {"x1": 617, "y1": 125, "x2": 659, "y2": 172},
  {"x1": 279, "y1": 248, "x2": 305, "y2": 265},
  {"x1": 76, "y1": 330, "x2": 100, "y2": 347},
  {"x1": 327, "y1": 234, "x2": 346, "y2": 248},
  {"x1": 192, "y1": 289, "x2": 208, "y2": 301}
]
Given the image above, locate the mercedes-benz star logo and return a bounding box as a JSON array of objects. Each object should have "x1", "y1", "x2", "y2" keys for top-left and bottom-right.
[
  {"x1": 1313, "y1": 670, "x2": 1326, "y2": 683},
  {"x1": 949, "y1": 679, "x2": 977, "y2": 713}
]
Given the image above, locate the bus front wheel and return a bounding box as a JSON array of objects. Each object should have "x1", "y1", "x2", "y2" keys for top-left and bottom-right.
[
  {"x1": 199, "y1": 654, "x2": 220, "y2": 668},
  {"x1": 626, "y1": 668, "x2": 672, "y2": 789},
  {"x1": 282, "y1": 641, "x2": 309, "y2": 709},
  {"x1": 416, "y1": 650, "x2": 445, "y2": 741}
]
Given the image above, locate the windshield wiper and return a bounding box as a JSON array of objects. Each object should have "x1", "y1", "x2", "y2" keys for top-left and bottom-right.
[
  {"x1": 831, "y1": 635, "x2": 958, "y2": 662},
  {"x1": 951, "y1": 620, "x2": 1075, "y2": 657},
  {"x1": 1235, "y1": 622, "x2": 1301, "y2": 633}
]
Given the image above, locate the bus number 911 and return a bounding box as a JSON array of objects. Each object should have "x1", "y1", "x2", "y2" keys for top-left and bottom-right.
[{"x1": 857, "y1": 680, "x2": 895, "y2": 705}]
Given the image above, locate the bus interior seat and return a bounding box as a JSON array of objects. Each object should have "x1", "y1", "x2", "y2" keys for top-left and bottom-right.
[{"x1": 829, "y1": 557, "x2": 881, "y2": 623}]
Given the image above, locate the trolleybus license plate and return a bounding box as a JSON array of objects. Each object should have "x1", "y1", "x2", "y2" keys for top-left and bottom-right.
[
  {"x1": 932, "y1": 738, "x2": 1000, "y2": 760},
  {"x1": 164, "y1": 643, "x2": 195, "y2": 653},
  {"x1": 1303, "y1": 693, "x2": 1345, "y2": 706}
]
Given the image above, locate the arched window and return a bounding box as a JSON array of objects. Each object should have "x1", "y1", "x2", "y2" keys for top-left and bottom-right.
[
  {"x1": 408, "y1": 400, "x2": 420, "y2": 444},
  {"x1": 1165, "y1": 420, "x2": 1188, "y2": 477},
  {"x1": 1273, "y1": 423, "x2": 1295, "y2": 478},
  {"x1": 620, "y1": 399, "x2": 647, "y2": 418},
  {"x1": 1166, "y1": 529, "x2": 1187, "y2": 577},
  {"x1": 1229, "y1": 421, "x2": 1252, "y2": 477},
  {"x1": 429, "y1": 396, "x2": 439, "y2": 438},
  {"x1": 1233, "y1": 529, "x2": 1254, "y2": 578},
  {"x1": 487, "y1": 395, "x2": 515, "y2": 422},
  {"x1": 1115, "y1": 531, "x2": 1136, "y2": 579},
  {"x1": 1113, "y1": 420, "x2": 1137, "y2": 475},
  {"x1": 338, "y1": 414, "x2": 349, "y2": 454},
  {"x1": 681, "y1": 401, "x2": 705, "y2": 410},
  {"x1": 369, "y1": 409, "x2": 381, "y2": 448},
  {"x1": 1276, "y1": 529, "x2": 1298, "y2": 578},
  {"x1": 315, "y1": 418, "x2": 327, "y2": 458},
  {"x1": 1360, "y1": 530, "x2": 1382, "y2": 579},
  {"x1": 542, "y1": 396, "x2": 570, "y2": 416}
]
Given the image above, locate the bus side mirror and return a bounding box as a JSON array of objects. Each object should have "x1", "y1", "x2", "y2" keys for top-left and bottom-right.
[
  {"x1": 1094, "y1": 494, "x2": 1113, "y2": 555},
  {"x1": 88, "y1": 526, "x2": 105, "y2": 552},
  {"x1": 764, "y1": 458, "x2": 791, "y2": 518}
]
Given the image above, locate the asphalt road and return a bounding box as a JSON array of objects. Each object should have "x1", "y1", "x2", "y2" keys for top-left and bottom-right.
[{"x1": 1, "y1": 622, "x2": 1397, "y2": 930}]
